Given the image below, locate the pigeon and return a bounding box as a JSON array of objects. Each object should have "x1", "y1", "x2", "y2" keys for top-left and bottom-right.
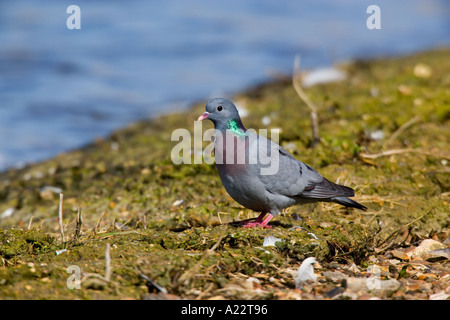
[{"x1": 198, "y1": 98, "x2": 366, "y2": 228}]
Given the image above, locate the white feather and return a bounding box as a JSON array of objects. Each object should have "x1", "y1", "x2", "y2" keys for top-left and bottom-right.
[
  {"x1": 295, "y1": 257, "x2": 318, "y2": 289},
  {"x1": 263, "y1": 235, "x2": 282, "y2": 247}
]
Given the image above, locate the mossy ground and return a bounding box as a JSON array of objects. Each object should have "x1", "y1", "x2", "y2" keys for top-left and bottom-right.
[{"x1": 0, "y1": 48, "x2": 449, "y2": 300}]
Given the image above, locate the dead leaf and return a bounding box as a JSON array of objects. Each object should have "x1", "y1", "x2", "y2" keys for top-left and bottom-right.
[{"x1": 391, "y1": 249, "x2": 410, "y2": 261}]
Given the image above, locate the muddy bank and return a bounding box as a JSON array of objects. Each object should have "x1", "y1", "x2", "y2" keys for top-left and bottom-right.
[{"x1": 0, "y1": 48, "x2": 449, "y2": 300}]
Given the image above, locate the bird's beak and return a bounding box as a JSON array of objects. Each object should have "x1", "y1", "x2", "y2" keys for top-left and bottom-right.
[{"x1": 197, "y1": 112, "x2": 210, "y2": 121}]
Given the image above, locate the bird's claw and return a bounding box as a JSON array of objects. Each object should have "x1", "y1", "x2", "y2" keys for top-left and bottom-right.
[
  {"x1": 241, "y1": 221, "x2": 272, "y2": 228},
  {"x1": 240, "y1": 213, "x2": 273, "y2": 228}
]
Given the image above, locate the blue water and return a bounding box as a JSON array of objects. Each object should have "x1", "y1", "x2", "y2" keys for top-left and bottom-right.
[{"x1": 0, "y1": 0, "x2": 449, "y2": 171}]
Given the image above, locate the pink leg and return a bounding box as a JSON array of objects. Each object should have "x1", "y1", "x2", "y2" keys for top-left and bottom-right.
[{"x1": 241, "y1": 213, "x2": 274, "y2": 228}]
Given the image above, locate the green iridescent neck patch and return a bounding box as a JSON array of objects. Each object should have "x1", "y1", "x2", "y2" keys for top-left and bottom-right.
[{"x1": 227, "y1": 119, "x2": 245, "y2": 136}]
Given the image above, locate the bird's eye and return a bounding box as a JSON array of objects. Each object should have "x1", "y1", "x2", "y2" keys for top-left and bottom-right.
[{"x1": 217, "y1": 106, "x2": 223, "y2": 111}]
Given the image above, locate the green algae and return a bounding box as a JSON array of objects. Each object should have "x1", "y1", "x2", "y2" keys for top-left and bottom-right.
[{"x1": 0, "y1": 48, "x2": 449, "y2": 299}]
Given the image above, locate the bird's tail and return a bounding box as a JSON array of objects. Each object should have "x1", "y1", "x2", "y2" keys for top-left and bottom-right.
[{"x1": 331, "y1": 197, "x2": 367, "y2": 210}]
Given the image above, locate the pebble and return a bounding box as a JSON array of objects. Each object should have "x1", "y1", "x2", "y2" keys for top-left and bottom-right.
[
  {"x1": 427, "y1": 248, "x2": 450, "y2": 261},
  {"x1": 429, "y1": 291, "x2": 450, "y2": 300},
  {"x1": 261, "y1": 116, "x2": 271, "y2": 126},
  {"x1": 413, "y1": 63, "x2": 432, "y2": 78},
  {"x1": 172, "y1": 199, "x2": 184, "y2": 207},
  {"x1": 323, "y1": 271, "x2": 347, "y2": 283},
  {"x1": 1, "y1": 208, "x2": 14, "y2": 219},
  {"x1": 391, "y1": 249, "x2": 410, "y2": 261},
  {"x1": 302, "y1": 67, "x2": 346, "y2": 87},
  {"x1": 346, "y1": 277, "x2": 401, "y2": 293},
  {"x1": 407, "y1": 239, "x2": 446, "y2": 260},
  {"x1": 40, "y1": 186, "x2": 63, "y2": 200}
]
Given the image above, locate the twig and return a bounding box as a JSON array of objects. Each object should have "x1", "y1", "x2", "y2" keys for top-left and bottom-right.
[
  {"x1": 293, "y1": 55, "x2": 320, "y2": 147},
  {"x1": 59, "y1": 193, "x2": 65, "y2": 243},
  {"x1": 195, "y1": 282, "x2": 215, "y2": 300},
  {"x1": 93, "y1": 211, "x2": 106, "y2": 234},
  {"x1": 136, "y1": 268, "x2": 168, "y2": 294},
  {"x1": 360, "y1": 148, "x2": 450, "y2": 160},
  {"x1": 376, "y1": 211, "x2": 431, "y2": 253},
  {"x1": 177, "y1": 229, "x2": 227, "y2": 286},
  {"x1": 383, "y1": 116, "x2": 420, "y2": 148},
  {"x1": 95, "y1": 230, "x2": 140, "y2": 239},
  {"x1": 27, "y1": 216, "x2": 33, "y2": 230},
  {"x1": 141, "y1": 214, "x2": 147, "y2": 229},
  {"x1": 79, "y1": 244, "x2": 114, "y2": 287},
  {"x1": 74, "y1": 205, "x2": 83, "y2": 239},
  {"x1": 105, "y1": 243, "x2": 111, "y2": 282}
]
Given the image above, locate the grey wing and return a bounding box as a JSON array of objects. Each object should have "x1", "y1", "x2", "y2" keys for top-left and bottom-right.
[
  {"x1": 253, "y1": 135, "x2": 323, "y2": 197},
  {"x1": 254, "y1": 134, "x2": 354, "y2": 200}
]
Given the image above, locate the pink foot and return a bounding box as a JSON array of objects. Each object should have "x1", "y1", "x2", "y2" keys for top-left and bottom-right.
[
  {"x1": 241, "y1": 213, "x2": 273, "y2": 228},
  {"x1": 242, "y1": 221, "x2": 272, "y2": 228}
]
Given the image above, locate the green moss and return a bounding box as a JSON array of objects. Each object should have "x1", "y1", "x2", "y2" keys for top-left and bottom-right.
[{"x1": 0, "y1": 48, "x2": 449, "y2": 299}]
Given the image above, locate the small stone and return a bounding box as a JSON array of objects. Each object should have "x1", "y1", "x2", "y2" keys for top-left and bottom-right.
[
  {"x1": 346, "y1": 277, "x2": 367, "y2": 292},
  {"x1": 40, "y1": 186, "x2": 62, "y2": 200},
  {"x1": 172, "y1": 199, "x2": 184, "y2": 207},
  {"x1": 1, "y1": 208, "x2": 14, "y2": 219},
  {"x1": 39, "y1": 189, "x2": 55, "y2": 200},
  {"x1": 397, "y1": 84, "x2": 412, "y2": 95},
  {"x1": 388, "y1": 264, "x2": 399, "y2": 275},
  {"x1": 388, "y1": 259, "x2": 401, "y2": 265},
  {"x1": 83, "y1": 278, "x2": 107, "y2": 290},
  {"x1": 326, "y1": 286, "x2": 346, "y2": 299},
  {"x1": 429, "y1": 291, "x2": 450, "y2": 300},
  {"x1": 407, "y1": 239, "x2": 446, "y2": 260},
  {"x1": 391, "y1": 249, "x2": 409, "y2": 261},
  {"x1": 261, "y1": 116, "x2": 271, "y2": 126},
  {"x1": 345, "y1": 262, "x2": 360, "y2": 274},
  {"x1": 346, "y1": 277, "x2": 400, "y2": 293},
  {"x1": 413, "y1": 63, "x2": 432, "y2": 79},
  {"x1": 370, "y1": 87, "x2": 379, "y2": 97},
  {"x1": 319, "y1": 221, "x2": 335, "y2": 228},
  {"x1": 377, "y1": 279, "x2": 401, "y2": 292},
  {"x1": 323, "y1": 271, "x2": 347, "y2": 283},
  {"x1": 369, "y1": 130, "x2": 384, "y2": 141},
  {"x1": 110, "y1": 142, "x2": 119, "y2": 151},
  {"x1": 245, "y1": 277, "x2": 261, "y2": 290},
  {"x1": 302, "y1": 67, "x2": 346, "y2": 87},
  {"x1": 417, "y1": 273, "x2": 437, "y2": 281},
  {"x1": 426, "y1": 248, "x2": 450, "y2": 261}
]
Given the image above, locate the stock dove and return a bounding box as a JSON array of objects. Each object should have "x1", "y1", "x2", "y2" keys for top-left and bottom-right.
[{"x1": 198, "y1": 98, "x2": 366, "y2": 228}]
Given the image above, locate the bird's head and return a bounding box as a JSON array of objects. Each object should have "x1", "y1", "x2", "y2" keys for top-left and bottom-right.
[{"x1": 198, "y1": 98, "x2": 245, "y2": 133}]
